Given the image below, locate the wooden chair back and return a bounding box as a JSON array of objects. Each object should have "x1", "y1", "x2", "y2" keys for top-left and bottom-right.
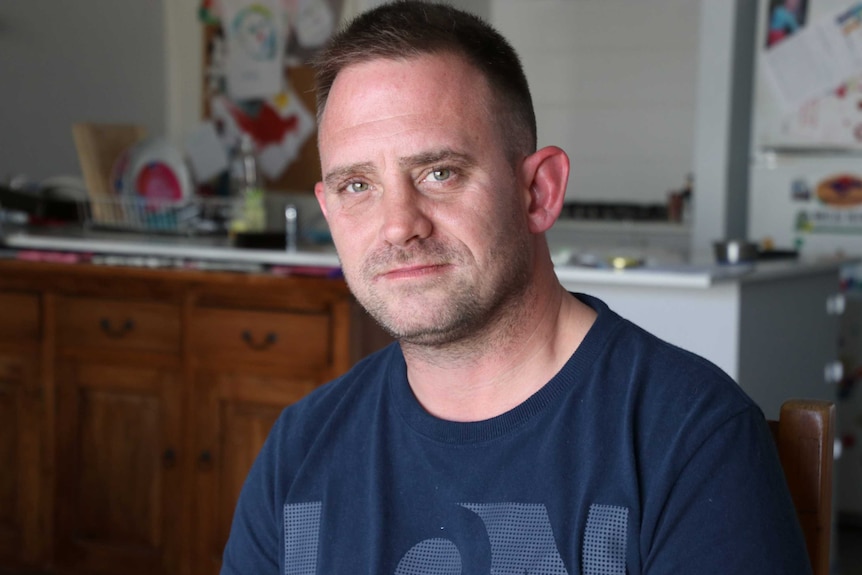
[{"x1": 768, "y1": 399, "x2": 835, "y2": 575}]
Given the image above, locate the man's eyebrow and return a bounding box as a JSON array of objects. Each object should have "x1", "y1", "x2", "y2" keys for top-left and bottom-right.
[
  {"x1": 323, "y1": 162, "x2": 376, "y2": 187},
  {"x1": 398, "y1": 149, "x2": 476, "y2": 170}
]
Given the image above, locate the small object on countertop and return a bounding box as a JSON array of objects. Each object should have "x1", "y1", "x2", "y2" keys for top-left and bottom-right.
[
  {"x1": 0, "y1": 184, "x2": 82, "y2": 223},
  {"x1": 233, "y1": 231, "x2": 285, "y2": 250},
  {"x1": 756, "y1": 245, "x2": 799, "y2": 260},
  {"x1": 713, "y1": 239, "x2": 758, "y2": 264},
  {"x1": 16, "y1": 250, "x2": 90, "y2": 264},
  {"x1": 608, "y1": 256, "x2": 644, "y2": 270},
  {"x1": 285, "y1": 204, "x2": 298, "y2": 252},
  {"x1": 550, "y1": 248, "x2": 572, "y2": 266},
  {"x1": 229, "y1": 134, "x2": 266, "y2": 233},
  {"x1": 756, "y1": 235, "x2": 799, "y2": 260}
]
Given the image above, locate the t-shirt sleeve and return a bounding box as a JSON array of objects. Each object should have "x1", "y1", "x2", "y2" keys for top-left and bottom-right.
[
  {"x1": 642, "y1": 406, "x2": 813, "y2": 574},
  {"x1": 220, "y1": 417, "x2": 284, "y2": 575}
]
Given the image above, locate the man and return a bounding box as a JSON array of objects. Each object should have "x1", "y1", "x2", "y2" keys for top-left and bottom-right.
[{"x1": 221, "y1": 2, "x2": 811, "y2": 573}]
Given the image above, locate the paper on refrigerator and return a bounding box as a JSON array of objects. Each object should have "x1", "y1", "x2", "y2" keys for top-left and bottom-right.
[
  {"x1": 764, "y1": 2, "x2": 862, "y2": 112},
  {"x1": 219, "y1": 0, "x2": 286, "y2": 101}
]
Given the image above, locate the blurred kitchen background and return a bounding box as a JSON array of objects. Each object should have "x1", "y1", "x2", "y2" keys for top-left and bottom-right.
[{"x1": 2, "y1": 0, "x2": 862, "y2": 573}]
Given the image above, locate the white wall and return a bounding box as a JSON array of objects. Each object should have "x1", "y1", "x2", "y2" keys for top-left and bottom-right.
[
  {"x1": 0, "y1": 0, "x2": 167, "y2": 182},
  {"x1": 164, "y1": 0, "x2": 203, "y2": 148},
  {"x1": 1, "y1": 0, "x2": 700, "y2": 212},
  {"x1": 491, "y1": 0, "x2": 700, "y2": 204}
]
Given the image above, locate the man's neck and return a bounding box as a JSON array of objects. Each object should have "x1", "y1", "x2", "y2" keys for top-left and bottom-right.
[{"x1": 401, "y1": 281, "x2": 597, "y2": 422}]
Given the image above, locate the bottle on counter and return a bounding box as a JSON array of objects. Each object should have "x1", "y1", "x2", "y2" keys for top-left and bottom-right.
[
  {"x1": 666, "y1": 173, "x2": 693, "y2": 224},
  {"x1": 680, "y1": 173, "x2": 693, "y2": 223},
  {"x1": 229, "y1": 133, "x2": 266, "y2": 233}
]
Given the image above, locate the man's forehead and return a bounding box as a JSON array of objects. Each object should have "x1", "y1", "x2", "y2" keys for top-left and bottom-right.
[{"x1": 323, "y1": 52, "x2": 488, "y2": 107}]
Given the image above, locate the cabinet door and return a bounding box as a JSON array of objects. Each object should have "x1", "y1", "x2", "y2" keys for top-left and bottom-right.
[
  {"x1": 190, "y1": 369, "x2": 319, "y2": 575},
  {"x1": 737, "y1": 272, "x2": 843, "y2": 419},
  {"x1": 0, "y1": 353, "x2": 42, "y2": 568},
  {"x1": 54, "y1": 361, "x2": 183, "y2": 575}
]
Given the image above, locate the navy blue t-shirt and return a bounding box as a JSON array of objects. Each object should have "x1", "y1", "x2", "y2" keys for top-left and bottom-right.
[{"x1": 221, "y1": 294, "x2": 811, "y2": 574}]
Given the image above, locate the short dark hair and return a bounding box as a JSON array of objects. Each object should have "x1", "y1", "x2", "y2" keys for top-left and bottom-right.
[{"x1": 310, "y1": 0, "x2": 537, "y2": 156}]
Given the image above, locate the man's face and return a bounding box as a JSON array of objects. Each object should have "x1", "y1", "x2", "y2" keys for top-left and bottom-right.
[{"x1": 314, "y1": 53, "x2": 535, "y2": 347}]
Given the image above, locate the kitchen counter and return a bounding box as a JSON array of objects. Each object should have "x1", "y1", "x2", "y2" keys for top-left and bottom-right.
[
  {"x1": 2, "y1": 227, "x2": 850, "y2": 286},
  {"x1": 555, "y1": 256, "x2": 850, "y2": 289},
  {"x1": 1, "y1": 227, "x2": 340, "y2": 271}
]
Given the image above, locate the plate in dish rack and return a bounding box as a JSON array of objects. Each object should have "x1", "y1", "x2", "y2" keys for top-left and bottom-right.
[{"x1": 120, "y1": 137, "x2": 193, "y2": 203}]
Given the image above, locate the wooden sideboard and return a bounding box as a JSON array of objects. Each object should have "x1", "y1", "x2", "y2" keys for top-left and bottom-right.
[{"x1": 0, "y1": 259, "x2": 388, "y2": 575}]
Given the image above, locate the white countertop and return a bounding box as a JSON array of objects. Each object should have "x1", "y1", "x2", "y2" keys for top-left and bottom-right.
[
  {"x1": 1, "y1": 229, "x2": 852, "y2": 286},
  {"x1": 1, "y1": 229, "x2": 340, "y2": 268},
  {"x1": 554, "y1": 257, "x2": 851, "y2": 289}
]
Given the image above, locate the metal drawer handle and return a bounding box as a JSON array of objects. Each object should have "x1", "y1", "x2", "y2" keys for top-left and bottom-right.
[
  {"x1": 163, "y1": 448, "x2": 177, "y2": 469},
  {"x1": 241, "y1": 330, "x2": 278, "y2": 350},
  {"x1": 826, "y1": 293, "x2": 846, "y2": 316},
  {"x1": 196, "y1": 450, "x2": 215, "y2": 472},
  {"x1": 99, "y1": 318, "x2": 135, "y2": 338},
  {"x1": 824, "y1": 360, "x2": 844, "y2": 385}
]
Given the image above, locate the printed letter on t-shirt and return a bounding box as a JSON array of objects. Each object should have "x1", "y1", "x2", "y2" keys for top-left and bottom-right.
[{"x1": 284, "y1": 501, "x2": 571, "y2": 574}]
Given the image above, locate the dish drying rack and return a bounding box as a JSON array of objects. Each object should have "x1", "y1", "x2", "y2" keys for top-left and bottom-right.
[{"x1": 81, "y1": 196, "x2": 242, "y2": 236}]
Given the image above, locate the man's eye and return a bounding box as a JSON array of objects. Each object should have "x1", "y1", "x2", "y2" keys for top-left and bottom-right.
[
  {"x1": 345, "y1": 181, "x2": 369, "y2": 193},
  {"x1": 426, "y1": 168, "x2": 452, "y2": 182}
]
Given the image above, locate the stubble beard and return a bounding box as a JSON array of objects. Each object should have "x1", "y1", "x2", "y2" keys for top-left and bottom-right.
[{"x1": 346, "y1": 232, "x2": 533, "y2": 354}]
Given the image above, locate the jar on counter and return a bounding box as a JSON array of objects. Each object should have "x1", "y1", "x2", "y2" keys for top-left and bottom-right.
[{"x1": 229, "y1": 134, "x2": 266, "y2": 233}]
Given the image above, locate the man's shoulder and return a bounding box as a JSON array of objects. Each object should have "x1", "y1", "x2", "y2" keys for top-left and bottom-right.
[
  {"x1": 269, "y1": 342, "x2": 401, "y2": 440},
  {"x1": 576, "y1": 292, "x2": 759, "y2": 427},
  {"x1": 620, "y1": 316, "x2": 756, "y2": 416}
]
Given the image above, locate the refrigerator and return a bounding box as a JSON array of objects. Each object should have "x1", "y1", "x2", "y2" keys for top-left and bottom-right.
[{"x1": 748, "y1": 0, "x2": 862, "y2": 522}]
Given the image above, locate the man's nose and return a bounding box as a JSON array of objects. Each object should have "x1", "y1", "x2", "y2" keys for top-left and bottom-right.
[{"x1": 379, "y1": 180, "x2": 433, "y2": 247}]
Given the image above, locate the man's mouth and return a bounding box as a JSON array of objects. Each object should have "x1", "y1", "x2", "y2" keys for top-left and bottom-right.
[{"x1": 377, "y1": 262, "x2": 450, "y2": 281}]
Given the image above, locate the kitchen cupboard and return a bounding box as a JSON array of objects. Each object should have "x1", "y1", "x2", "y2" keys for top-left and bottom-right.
[
  {"x1": 187, "y1": 287, "x2": 355, "y2": 575},
  {"x1": 0, "y1": 292, "x2": 43, "y2": 569},
  {"x1": 54, "y1": 361, "x2": 184, "y2": 575},
  {"x1": 53, "y1": 294, "x2": 184, "y2": 575},
  {"x1": 0, "y1": 259, "x2": 388, "y2": 575},
  {"x1": 191, "y1": 369, "x2": 291, "y2": 575}
]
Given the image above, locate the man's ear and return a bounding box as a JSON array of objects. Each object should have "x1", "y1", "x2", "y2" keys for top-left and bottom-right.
[
  {"x1": 314, "y1": 181, "x2": 329, "y2": 220},
  {"x1": 520, "y1": 146, "x2": 570, "y2": 234}
]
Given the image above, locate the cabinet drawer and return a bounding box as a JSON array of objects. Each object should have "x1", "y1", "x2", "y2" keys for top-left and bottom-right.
[
  {"x1": 56, "y1": 297, "x2": 180, "y2": 353},
  {"x1": 191, "y1": 307, "x2": 331, "y2": 367},
  {"x1": 0, "y1": 292, "x2": 40, "y2": 342}
]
